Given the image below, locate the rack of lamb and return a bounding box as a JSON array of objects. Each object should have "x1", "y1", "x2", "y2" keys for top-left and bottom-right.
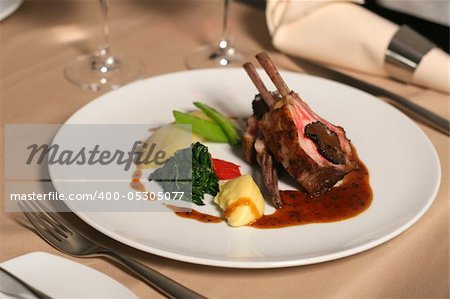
[{"x1": 242, "y1": 53, "x2": 358, "y2": 209}]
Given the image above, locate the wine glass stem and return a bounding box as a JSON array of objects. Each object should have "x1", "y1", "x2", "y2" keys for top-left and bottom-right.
[
  {"x1": 219, "y1": 0, "x2": 230, "y2": 49},
  {"x1": 99, "y1": 0, "x2": 111, "y2": 57}
]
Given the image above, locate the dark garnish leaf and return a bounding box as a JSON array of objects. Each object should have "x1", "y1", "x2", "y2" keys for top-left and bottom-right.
[
  {"x1": 305, "y1": 121, "x2": 346, "y2": 165},
  {"x1": 252, "y1": 94, "x2": 270, "y2": 118},
  {"x1": 149, "y1": 142, "x2": 219, "y2": 205}
]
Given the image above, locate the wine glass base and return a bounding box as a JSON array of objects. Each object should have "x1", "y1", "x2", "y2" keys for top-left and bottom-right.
[
  {"x1": 64, "y1": 53, "x2": 145, "y2": 91},
  {"x1": 186, "y1": 45, "x2": 249, "y2": 69}
]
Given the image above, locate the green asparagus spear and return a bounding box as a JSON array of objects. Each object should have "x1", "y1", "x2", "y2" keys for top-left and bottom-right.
[
  {"x1": 173, "y1": 110, "x2": 228, "y2": 143},
  {"x1": 193, "y1": 102, "x2": 242, "y2": 145}
]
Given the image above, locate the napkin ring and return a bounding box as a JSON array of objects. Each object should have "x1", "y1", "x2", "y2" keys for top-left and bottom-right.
[{"x1": 385, "y1": 25, "x2": 435, "y2": 83}]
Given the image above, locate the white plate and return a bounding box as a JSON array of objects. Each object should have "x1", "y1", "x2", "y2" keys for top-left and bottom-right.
[
  {"x1": 0, "y1": 0, "x2": 23, "y2": 22},
  {"x1": 52, "y1": 68, "x2": 440, "y2": 268},
  {"x1": 0, "y1": 252, "x2": 137, "y2": 299}
]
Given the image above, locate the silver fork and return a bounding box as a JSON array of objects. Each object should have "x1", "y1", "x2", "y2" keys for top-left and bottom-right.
[{"x1": 19, "y1": 201, "x2": 204, "y2": 299}]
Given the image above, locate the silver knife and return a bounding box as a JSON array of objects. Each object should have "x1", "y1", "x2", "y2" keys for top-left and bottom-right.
[
  {"x1": 287, "y1": 55, "x2": 450, "y2": 136},
  {"x1": 0, "y1": 267, "x2": 51, "y2": 299}
]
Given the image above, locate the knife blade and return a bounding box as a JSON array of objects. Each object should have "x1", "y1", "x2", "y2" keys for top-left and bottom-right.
[
  {"x1": 286, "y1": 55, "x2": 450, "y2": 136},
  {"x1": 0, "y1": 267, "x2": 51, "y2": 299}
]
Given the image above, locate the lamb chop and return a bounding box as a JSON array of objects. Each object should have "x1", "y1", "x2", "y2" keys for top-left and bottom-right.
[
  {"x1": 253, "y1": 134, "x2": 282, "y2": 208},
  {"x1": 242, "y1": 53, "x2": 358, "y2": 208},
  {"x1": 242, "y1": 62, "x2": 283, "y2": 208}
]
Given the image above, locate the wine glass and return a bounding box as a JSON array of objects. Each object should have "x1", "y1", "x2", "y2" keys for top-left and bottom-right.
[
  {"x1": 186, "y1": 0, "x2": 248, "y2": 69},
  {"x1": 64, "y1": 0, "x2": 145, "y2": 91}
]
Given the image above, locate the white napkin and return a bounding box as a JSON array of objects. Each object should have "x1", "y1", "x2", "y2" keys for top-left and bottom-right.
[
  {"x1": 266, "y1": 0, "x2": 450, "y2": 94},
  {"x1": 1, "y1": 252, "x2": 137, "y2": 299}
]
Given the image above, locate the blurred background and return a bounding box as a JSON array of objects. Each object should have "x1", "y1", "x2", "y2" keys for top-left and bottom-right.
[{"x1": 241, "y1": 0, "x2": 450, "y2": 52}]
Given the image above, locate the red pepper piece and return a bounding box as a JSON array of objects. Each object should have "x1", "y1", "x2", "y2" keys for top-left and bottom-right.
[{"x1": 211, "y1": 158, "x2": 241, "y2": 180}]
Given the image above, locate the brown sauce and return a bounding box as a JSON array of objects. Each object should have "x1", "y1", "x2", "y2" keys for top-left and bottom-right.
[
  {"x1": 166, "y1": 204, "x2": 222, "y2": 223},
  {"x1": 252, "y1": 156, "x2": 371, "y2": 228},
  {"x1": 130, "y1": 168, "x2": 146, "y2": 192}
]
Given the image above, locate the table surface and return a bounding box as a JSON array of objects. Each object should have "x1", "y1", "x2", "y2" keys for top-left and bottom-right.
[{"x1": 1, "y1": 1, "x2": 448, "y2": 298}]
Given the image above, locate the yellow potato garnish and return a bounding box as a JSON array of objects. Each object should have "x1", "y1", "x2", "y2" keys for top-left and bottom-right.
[{"x1": 214, "y1": 175, "x2": 265, "y2": 227}]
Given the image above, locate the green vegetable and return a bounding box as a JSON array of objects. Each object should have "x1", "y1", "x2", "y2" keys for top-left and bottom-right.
[
  {"x1": 193, "y1": 102, "x2": 242, "y2": 145},
  {"x1": 173, "y1": 111, "x2": 228, "y2": 143},
  {"x1": 148, "y1": 142, "x2": 219, "y2": 205}
]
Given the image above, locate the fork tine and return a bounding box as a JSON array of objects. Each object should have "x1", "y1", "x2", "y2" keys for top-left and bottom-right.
[
  {"x1": 27, "y1": 200, "x2": 73, "y2": 236},
  {"x1": 19, "y1": 201, "x2": 63, "y2": 242},
  {"x1": 25, "y1": 201, "x2": 70, "y2": 239},
  {"x1": 28, "y1": 201, "x2": 81, "y2": 234}
]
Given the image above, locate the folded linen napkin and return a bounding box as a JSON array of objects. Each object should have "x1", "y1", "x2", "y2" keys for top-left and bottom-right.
[{"x1": 266, "y1": 0, "x2": 450, "y2": 94}]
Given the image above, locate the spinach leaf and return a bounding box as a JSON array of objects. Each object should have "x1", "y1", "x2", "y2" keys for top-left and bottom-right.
[{"x1": 148, "y1": 142, "x2": 219, "y2": 205}]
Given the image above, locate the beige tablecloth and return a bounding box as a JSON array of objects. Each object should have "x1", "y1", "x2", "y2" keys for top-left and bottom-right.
[{"x1": 1, "y1": 1, "x2": 448, "y2": 298}]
